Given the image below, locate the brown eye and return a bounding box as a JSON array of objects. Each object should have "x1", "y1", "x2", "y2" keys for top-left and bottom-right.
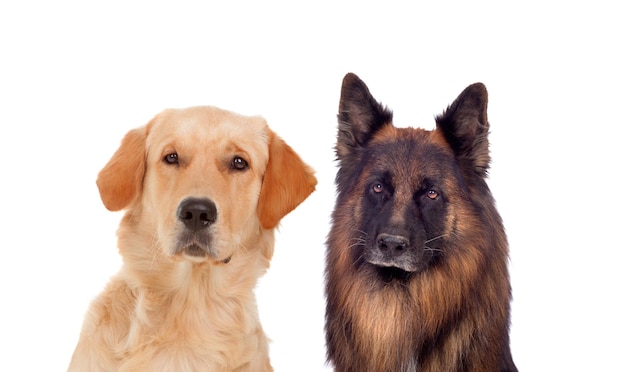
[
  {"x1": 373, "y1": 183, "x2": 383, "y2": 193},
  {"x1": 231, "y1": 156, "x2": 248, "y2": 171},
  {"x1": 427, "y1": 190, "x2": 438, "y2": 200},
  {"x1": 164, "y1": 153, "x2": 179, "y2": 165}
]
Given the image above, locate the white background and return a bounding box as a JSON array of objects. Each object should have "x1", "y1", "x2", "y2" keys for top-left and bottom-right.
[{"x1": 1, "y1": 1, "x2": 624, "y2": 371}]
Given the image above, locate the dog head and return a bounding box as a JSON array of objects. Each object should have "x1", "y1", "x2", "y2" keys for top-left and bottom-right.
[
  {"x1": 96, "y1": 106, "x2": 316, "y2": 264},
  {"x1": 333, "y1": 73, "x2": 490, "y2": 278}
]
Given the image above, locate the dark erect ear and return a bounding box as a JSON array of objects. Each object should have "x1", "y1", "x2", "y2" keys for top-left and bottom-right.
[
  {"x1": 336, "y1": 73, "x2": 393, "y2": 162},
  {"x1": 436, "y1": 82, "x2": 491, "y2": 177}
]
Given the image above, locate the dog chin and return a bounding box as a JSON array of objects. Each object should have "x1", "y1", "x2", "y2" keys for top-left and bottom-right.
[{"x1": 371, "y1": 265, "x2": 414, "y2": 283}]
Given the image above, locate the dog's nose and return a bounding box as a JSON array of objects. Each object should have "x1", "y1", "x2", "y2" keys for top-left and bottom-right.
[
  {"x1": 177, "y1": 198, "x2": 217, "y2": 230},
  {"x1": 376, "y1": 233, "x2": 409, "y2": 256}
]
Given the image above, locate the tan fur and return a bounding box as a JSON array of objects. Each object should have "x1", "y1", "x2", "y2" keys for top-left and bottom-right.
[{"x1": 69, "y1": 106, "x2": 316, "y2": 371}]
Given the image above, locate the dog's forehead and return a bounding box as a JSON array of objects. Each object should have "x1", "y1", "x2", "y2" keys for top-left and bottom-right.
[
  {"x1": 148, "y1": 106, "x2": 269, "y2": 152},
  {"x1": 365, "y1": 126, "x2": 456, "y2": 180},
  {"x1": 370, "y1": 125, "x2": 448, "y2": 158}
]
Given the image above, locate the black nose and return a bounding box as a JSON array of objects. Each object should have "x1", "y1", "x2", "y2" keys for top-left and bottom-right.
[
  {"x1": 376, "y1": 233, "x2": 409, "y2": 256},
  {"x1": 177, "y1": 198, "x2": 217, "y2": 230}
]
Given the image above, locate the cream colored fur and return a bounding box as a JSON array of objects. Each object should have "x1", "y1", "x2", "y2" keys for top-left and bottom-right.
[{"x1": 69, "y1": 106, "x2": 316, "y2": 371}]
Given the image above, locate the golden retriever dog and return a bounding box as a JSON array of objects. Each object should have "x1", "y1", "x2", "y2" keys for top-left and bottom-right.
[{"x1": 68, "y1": 106, "x2": 317, "y2": 371}]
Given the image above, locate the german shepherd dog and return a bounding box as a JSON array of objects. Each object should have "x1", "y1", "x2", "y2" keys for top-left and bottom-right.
[{"x1": 325, "y1": 73, "x2": 517, "y2": 372}]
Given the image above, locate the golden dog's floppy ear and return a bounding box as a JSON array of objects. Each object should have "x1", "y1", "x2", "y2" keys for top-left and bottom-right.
[
  {"x1": 257, "y1": 129, "x2": 317, "y2": 229},
  {"x1": 96, "y1": 126, "x2": 148, "y2": 211}
]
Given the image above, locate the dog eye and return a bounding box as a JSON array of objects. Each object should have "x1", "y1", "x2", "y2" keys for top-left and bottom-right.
[
  {"x1": 231, "y1": 156, "x2": 248, "y2": 171},
  {"x1": 164, "y1": 153, "x2": 179, "y2": 165},
  {"x1": 372, "y1": 183, "x2": 384, "y2": 193},
  {"x1": 427, "y1": 189, "x2": 439, "y2": 200}
]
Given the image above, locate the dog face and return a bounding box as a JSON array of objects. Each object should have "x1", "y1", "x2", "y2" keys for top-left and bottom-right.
[
  {"x1": 96, "y1": 106, "x2": 316, "y2": 264},
  {"x1": 143, "y1": 107, "x2": 269, "y2": 263},
  {"x1": 333, "y1": 73, "x2": 490, "y2": 280},
  {"x1": 350, "y1": 127, "x2": 460, "y2": 274}
]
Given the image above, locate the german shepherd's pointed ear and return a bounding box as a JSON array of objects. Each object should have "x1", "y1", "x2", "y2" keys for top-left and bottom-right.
[
  {"x1": 96, "y1": 126, "x2": 149, "y2": 211},
  {"x1": 436, "y1": 83, "x2": 491, "y2": 177},
  {"x1": 257, "y1": 129, "x2": 317, "y2": 229},
  {"x1": 336, "y1": 73, "x2": 393, "y2": 162}
]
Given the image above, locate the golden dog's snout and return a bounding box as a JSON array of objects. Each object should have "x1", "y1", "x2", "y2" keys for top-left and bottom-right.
[{"x1": 177, "y1": 197, "x2": 217, "y2": 230}]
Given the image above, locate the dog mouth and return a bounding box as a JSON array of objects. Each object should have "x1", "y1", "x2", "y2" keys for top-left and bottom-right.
[
  {"x1": 364, "y1": 254, "x2": 419, "y2": 273},
  {"x1": 174, "y1": 231, "x2": 232, "y2": 264},
  {"x1": 178, "y1": 244, "x2": 232, "y2": 264},
  {"x1": 183, "y1": 244, "x2": 207, "y2": 257},
  {"x1": 174, "y1": 230, "x2": 212, "y2": 256},
  {"x1": 363, "y1": 251, "x2": 420, "y2": 282}
]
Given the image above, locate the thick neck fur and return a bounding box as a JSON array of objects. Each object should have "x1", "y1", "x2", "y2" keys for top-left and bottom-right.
[{"x1": 326, "y1": 210, "x2": 512, "y2": 372}]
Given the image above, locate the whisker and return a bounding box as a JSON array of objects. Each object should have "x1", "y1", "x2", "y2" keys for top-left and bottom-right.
[
  {"x1": 424, "y1": 234, "x2": 447, "y2": 257},
  {"x1": 351, "y1": 252, "x2": 366, "y2": 267},
  {"x1": 348, "y1": 237, "x2": 366, "y2": 245},
  {"x1": 349, "y1": 236, "x2": 366, "y2": 243},
  {"x1": 424, "y1": 246, "x2": 444, "y2": 253},
  {"x1": 424, "y1": 234, "x2": 448, "y2": 244},
  {"x1": 347, "y1": 229, "x2": 367, "y2": 247},
  {"x1": 347, "y1": 242, "x2": 365, "y2": 250},
  {"x1": 346, "y1": 229, "x2": 368, "y2": 267}
]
